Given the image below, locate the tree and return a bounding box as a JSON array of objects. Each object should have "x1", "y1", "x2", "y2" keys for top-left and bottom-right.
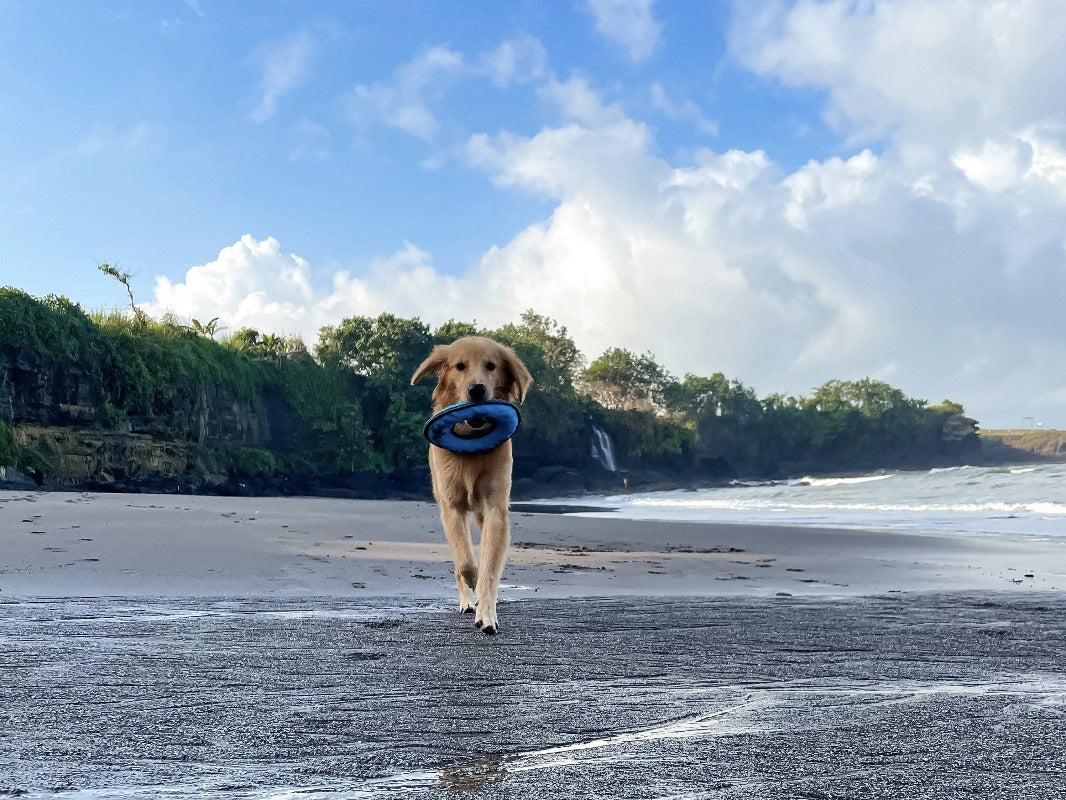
[
  {"x1": 661, "y1": 372, "x2": 763, "y2": 466},
  {"x1": 930, "y1": 399, "x2": 979, "y2": 443},
  {"x1": 582, "y1": 348, "x2": 673, "y2": 411},
  {"x1": 272, "y1": 350, "x2": 374, "y2": 471},
  {"x1": 259, "y1": 333, "x2": 285, "y2": 364},
  {"x1": 664, "y1": 373, "x2": 719, "y2": 421},
  {"x1": 314, "y1": 314, "x2": 434, "y2": 470},
  {"x1": 483, "y1": 311, "x2": 588, "y2": 459},
  {"x1": 191, "y1": 317, "x2": 224, "y2": 338},
  {"x1": 663, "y1": 372, "x2": 760, "y2": 422},
  {"x1": 98, "y1": 263, "x2": 147, "y2": 325},
  {"x1": 760, "y1": 392, "x2": 808, "y2": 462},
  {"x1": 226, "y1": 327, "x2": 261, "y2": 353},
  {"x1": 491, "y1": 310, "x2": 584, "y2": 398},
  {"x1": 806, "y1": 378, "x2": 918, "y2": 417},
  {"x1": 434, "y1": 319, "x2": 481, "y2": 342},
  {"x1": 315, "y1": 313, "x2": 432, "y2": 381}
]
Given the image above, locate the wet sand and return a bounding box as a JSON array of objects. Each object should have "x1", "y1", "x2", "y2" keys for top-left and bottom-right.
[
  {"x1": 3, "y1": 490, "x2": 1066, "y2": 798},
  {"x1": 2, "y1": 490, "x2": 1063, "y2": 600},
  {"x1": 5, "y1": 593, "x2": 1066, "y2": 799}
]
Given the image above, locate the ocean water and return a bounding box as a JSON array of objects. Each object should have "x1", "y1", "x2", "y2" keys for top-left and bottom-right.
[{"x1": 547, "y1": 462, "x2": 1066, "y2": 539}]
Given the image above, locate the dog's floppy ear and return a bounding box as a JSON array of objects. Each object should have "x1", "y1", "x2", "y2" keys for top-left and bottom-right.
[
  {"x1": 501, "y1": 346, "x2": 533, "y2": 403},
  {"x1": 411, "y1": 345, "x2": 448, "y2": 386}
]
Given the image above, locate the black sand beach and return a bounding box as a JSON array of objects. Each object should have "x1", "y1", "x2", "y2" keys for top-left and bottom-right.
[{"x1": 2, "y1": 491, "x2": 1065, "y2": 798}]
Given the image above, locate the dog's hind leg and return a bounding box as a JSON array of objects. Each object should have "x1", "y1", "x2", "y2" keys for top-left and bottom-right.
[
  {"x1": 473, "y1": 505, "x2": 510, "y2": 635},
  {"x1": 440, "y1": 505, "x2": 478, "y2": 613}
]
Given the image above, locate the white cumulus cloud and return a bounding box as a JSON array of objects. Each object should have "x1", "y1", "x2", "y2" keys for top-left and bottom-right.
[
  {"x1": 151, "y1": 2, "x2": 1066, "y2": 428},
  {"x1": 650, "y1": 82, "x2": 718, "y2": 136},
  {"x1": 249, "y1": 32, "x2": 315, "y2": 124},
  {"x1": 147, "y1": 235, "x2": 319, "y2": 335},
  {"x1": 586, "y1": 0, "x2": 663, "y2": 62},
  {"x1": 730, "y1": 0, "x2": 1066, "y2": 165},
  {"x1": 344, "y1": 45, "x2": 464, "y2": 141},
  {"x1": 537, "y1": 74, "x2": 629, "y2": 128},
  {"x1": 481, "y1": 35, "x2": 549, "y2": 87}
]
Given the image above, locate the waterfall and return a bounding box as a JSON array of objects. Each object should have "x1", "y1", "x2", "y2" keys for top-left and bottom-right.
[{"x1": 590, "y1": 425, "x2": 619, "y2": 472}]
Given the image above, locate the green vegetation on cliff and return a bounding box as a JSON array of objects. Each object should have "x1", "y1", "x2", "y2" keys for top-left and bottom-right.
[
  {"x1": 0, "y1": 287, "x2": 372, "y2": 478},
  {"x1": 0, "y1": 286, "x2": 982, "y2": 487},
  {"x1": 0, "y1": 420, "x2": 20, "y2": 468}
]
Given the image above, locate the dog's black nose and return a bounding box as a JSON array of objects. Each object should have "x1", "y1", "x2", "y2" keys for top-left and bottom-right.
[{"x1": 468, "y1": 383, "x2": 487, "y2": 401}]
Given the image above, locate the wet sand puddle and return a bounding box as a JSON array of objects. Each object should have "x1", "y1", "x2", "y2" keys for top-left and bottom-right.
[
  {"x1": 3, "y1": 595, "x2": 1065, "y2": 799},
  {"x1": 301, "y1": 675, "x2": 1065, "y2": 800}
]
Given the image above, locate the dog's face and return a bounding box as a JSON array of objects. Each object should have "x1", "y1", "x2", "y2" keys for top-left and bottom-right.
[{"x1": 411, "y1": 336, "x2": 533, "y2": 410}]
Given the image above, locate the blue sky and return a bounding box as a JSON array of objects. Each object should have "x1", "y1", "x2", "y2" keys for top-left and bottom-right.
[{"x1": 2, "y1": 1, "x2": 1065, "y2": 429}]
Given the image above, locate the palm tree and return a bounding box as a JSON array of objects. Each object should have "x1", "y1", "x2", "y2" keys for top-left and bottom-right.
[{"x1": 191, "y1": 317, "x2": 225, "y2": 338}]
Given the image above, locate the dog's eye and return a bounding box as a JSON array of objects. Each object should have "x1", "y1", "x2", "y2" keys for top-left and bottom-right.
[
  {"x1": 455, "y1": 362, "x2": 466, "y2": 371},
  {"x1": 486, "y1": 361, "x2": 496, "y2": 371}
]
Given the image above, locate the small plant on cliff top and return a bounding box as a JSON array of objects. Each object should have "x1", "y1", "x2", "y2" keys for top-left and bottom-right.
[
  {"x1": 98, "y1": 263, "x2": 147, "y2": 326},
  {"x1": 191, "y1": 317, "x2": 224, "y2": 338}
]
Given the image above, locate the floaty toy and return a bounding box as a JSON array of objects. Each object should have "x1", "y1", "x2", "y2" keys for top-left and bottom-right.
[{"x1": 423, "y1": 400, "x2": 521, "y2": 454}]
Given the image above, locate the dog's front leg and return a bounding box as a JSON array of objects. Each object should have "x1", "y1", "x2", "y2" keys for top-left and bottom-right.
[
  {"x1": 474, "y1": 506, "x2": 510, "y2": 635},
  {"x1": 440, "y1": 505, "x2": 478, "y2": 613}
]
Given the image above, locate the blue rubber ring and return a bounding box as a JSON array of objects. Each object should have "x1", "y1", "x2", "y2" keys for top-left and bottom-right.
[{"x1": 423, "y1": 400, "x2": 522, "y2": 453}]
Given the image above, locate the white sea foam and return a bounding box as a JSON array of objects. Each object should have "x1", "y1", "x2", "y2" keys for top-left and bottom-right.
[
  {"x1": 630, "y1": 497, "x2": 1066, "y2": 516},
  {"x1": 547, "y1": 462, "x2": 1066, "y2": 539},
  {"x1": 791, "y1": 474, "x2": 895, "y2": 487}
]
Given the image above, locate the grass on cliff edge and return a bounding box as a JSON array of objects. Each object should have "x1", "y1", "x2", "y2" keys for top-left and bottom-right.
[
  {"x1": 0, "y1": 287, "x2": 374, "y2": 474},
  {"x1": 980, "y1": 429, "x2": 1066, "y2": 457},
  {"x1": 0, "y1": 287, "x2": 262, "y2": 407}
]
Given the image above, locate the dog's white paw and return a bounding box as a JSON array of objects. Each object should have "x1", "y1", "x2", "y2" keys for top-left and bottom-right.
[
  {"x1": 474, "y1": 607, "x2": 499, "y2": 635},
  {"x1": 457, "y1": 582, "x2": 476, "y2": 615}
]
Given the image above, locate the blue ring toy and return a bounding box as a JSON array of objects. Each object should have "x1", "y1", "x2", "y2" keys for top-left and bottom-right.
[{"x1": 423, "y1": 400, "x2": 521, "y2": 454}]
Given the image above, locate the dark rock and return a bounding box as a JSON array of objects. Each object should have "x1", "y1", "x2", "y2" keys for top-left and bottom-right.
[
  {"x1": 0, "y1": 466, "x2": 36, "y2": 489},
  {"x1": 531, "y1": 465, "x2": 585, "y2": 493},
  {"x1": 532, "y1": 465, "x2": 569, "y2": 483},
  {"x1": 510, "y1": 477, "x2": 537, "y2": 499}
]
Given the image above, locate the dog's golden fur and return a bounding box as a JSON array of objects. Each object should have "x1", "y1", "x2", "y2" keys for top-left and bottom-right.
[{"x1": 411, "y1": 336, "x2": 533, "y2": 635}]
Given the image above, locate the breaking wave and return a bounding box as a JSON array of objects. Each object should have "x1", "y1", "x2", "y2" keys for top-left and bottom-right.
[{"x1": 542, "y1": 462, "x2": 1066, "y2": 538}]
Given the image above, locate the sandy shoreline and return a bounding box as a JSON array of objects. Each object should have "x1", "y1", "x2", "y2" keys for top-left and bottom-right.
[
  {"x1": 3, "y1": 489, "x2": 1063, "y2": 600},
  {"x1": 6, "y1": 489, "x2": 1066, "y2": 798}
]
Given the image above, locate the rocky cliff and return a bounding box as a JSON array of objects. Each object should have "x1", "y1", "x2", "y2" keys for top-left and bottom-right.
[
  {"x1": 979, "y1": 429, "x2": 1066, "y2": 461},
  {"x1": 0, "y1": 345, "x2": 308, "y2": 490},
  {"x1": 0, "y1": 346, "x2": 99, "y2": 427},
  {"x1": 12, "y1": 425, "x2": 209, "y2": 486},
  {"x1": 0, "y1": 345, "x2": 287, "y2": 444}
]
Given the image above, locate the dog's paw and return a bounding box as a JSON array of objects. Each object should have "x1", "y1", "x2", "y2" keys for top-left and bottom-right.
[
  {"x1": 474, "y1": 619, "x2": 499, "y2": 635},
  {"x1": 474, "y1": 605, "x2": 499, "y2": 634},
  {"x1": 457, "y1": 584, "x2": 476, "y2": 614}
]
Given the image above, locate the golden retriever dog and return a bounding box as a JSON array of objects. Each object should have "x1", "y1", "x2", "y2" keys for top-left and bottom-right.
[{"x1": 411, "y1": 336, "x2": 533, "y2": 635}]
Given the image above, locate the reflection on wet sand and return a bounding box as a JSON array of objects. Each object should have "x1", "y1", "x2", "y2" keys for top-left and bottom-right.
[
  {"x1": 438, "y1": 757, "x2": 508, "y2": 790},
  {"x1": 3, "y1": 595, "x2": 1065, "y2": 800}
]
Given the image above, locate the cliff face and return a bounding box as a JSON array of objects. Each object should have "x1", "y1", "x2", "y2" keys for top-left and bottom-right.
[
  {"x1": 13, "y1": 425, "x2": 212, "y2": 485},
  {"x1": 0, "y1": 345, "x2": 288, "y2": 445},
  {"x1": 979, "y1": 429, "x2": 1066, "y2": 460},
  {"x1": 0, "y1": 346, "x2": 99, "y2": 426},
  {"x1": 126, "y1": 381, "x2": 279, "y2": 446},
  {"x1": 0, "y1": 346, "x2": 308, "y2": 488}
]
